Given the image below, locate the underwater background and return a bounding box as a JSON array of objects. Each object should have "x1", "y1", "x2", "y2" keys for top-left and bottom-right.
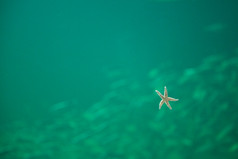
[{"x1": 0, "y1": 0, "x2": 238, "y2": 158}]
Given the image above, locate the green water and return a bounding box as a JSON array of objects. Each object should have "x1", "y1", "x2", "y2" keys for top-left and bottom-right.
[{"x1": 1, "y1": 0, "x2": 238, "y2": 158}]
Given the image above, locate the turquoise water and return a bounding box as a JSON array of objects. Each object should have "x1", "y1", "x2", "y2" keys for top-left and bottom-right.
[{"x1": 1, "y1": 0, "x2": 238, "y2": 158}]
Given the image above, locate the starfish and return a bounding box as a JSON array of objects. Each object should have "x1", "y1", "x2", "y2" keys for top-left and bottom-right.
[{"x1": 155, "y1": 86, "x2": 178, "y2": 110}]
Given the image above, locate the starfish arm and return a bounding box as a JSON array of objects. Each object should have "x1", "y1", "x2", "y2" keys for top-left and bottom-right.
[
  {"x1": 159, "y1": 100, "x2": 165, "y2": 109},
  {"x1": 165, "y1": 101, "x2": 172, "y2": 110},
  {"x1": 155, "y1": 90, "x2": 165, "y2": 100},
  {"x1": 164, "y1": 86, "x2": 168, "y2": 98},
  {"x1": 168, "y1": 97, "x2": 179, "y2": 101}
]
